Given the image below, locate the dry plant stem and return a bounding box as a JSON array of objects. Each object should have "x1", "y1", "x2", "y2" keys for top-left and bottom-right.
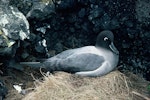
[{"x1": 132, "y1": 91, "x2": 150, "y2": 100}]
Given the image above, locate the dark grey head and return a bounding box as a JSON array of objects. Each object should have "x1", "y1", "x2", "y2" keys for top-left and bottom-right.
[{"x1": 95, "y1": 30, "x2": 119, "y2": 55}]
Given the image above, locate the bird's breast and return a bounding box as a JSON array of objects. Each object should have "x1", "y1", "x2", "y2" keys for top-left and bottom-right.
[{"x1": 93, "y1": 47, "x2": 119, "y2": 69}]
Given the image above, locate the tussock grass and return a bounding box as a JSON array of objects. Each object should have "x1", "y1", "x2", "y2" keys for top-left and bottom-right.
[{"x1": 23, "y1": 70, "x2": 150, "y2": 100}]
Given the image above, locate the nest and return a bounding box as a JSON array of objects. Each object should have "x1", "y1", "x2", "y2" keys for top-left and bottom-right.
[{"x1": 22, "y1": 70, "x2": 150, "y2": 100}]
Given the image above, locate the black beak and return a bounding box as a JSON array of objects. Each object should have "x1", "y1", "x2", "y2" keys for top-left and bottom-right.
[{"x1": 109, "y1": 42, "x2": 119, "y2": 55}]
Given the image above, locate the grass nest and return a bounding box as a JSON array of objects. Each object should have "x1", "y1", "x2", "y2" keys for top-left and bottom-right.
[{"x1": 20, "y1": 70, "x2": 150, "y2": 100}]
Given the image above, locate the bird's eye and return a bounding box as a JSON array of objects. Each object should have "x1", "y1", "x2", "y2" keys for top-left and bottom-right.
[{"x1": 104, "y1": 37, "x2": 108, "y2": 41}]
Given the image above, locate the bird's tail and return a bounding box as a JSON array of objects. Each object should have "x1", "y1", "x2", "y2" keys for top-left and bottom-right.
[{"x1": 20, "y1": 62, "x2": 44, "y2": 68}]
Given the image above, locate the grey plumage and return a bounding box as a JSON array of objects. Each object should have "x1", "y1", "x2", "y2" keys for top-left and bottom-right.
[
  {"x1": 21, "y1": 47, "x2": 105, "y2": 73},
  {"x1": 20, "y1": 30, "x2": 119, "y2": 77}
]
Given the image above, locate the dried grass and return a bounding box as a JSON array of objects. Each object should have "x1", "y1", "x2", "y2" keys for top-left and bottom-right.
[{"x1": 23, "y1": 70, "x2": 148, "y2": 100}]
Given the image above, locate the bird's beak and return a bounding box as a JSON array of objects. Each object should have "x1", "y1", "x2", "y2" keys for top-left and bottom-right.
[{"x1": 109, "y1": 42, "x2": 119, "y2": 55}]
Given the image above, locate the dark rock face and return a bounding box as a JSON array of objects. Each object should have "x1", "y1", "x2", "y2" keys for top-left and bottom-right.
[
  {"x1": 0, "y1": 0, "x2": 149, "y2": 80},
  {"x1": 0, "y1": 1, "x2": 30, "y2": 71}
]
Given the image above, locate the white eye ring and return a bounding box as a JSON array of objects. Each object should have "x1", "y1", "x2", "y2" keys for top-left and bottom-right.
[{"x1": 104, "y1": 37, "x2": 108, "y2": 41}]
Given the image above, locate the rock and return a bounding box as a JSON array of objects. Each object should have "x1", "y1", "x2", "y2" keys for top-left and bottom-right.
[
  {"x1": 109, "y1": 18, "x2": 120, "y2": 29},
  {"x1": 9, "y1": 0, "x2": 33, "y2": 14},
  {"x1": 127, "y1": 29, "x2": 137, "y2": 39},
  {"x1": 54, "y1": 42, "x2": 64, "y2": 53},
  {"x1": 78, "y1": 0, "x2": 89, "y2": 5},
  {"x1": 89, "y1": 0, "x2": 97, "y2": 4},
  {"x1": 0, "y1": 80, "x2": 8, "y2": 100},
  {"x1": 26, "y1": 1, "x2": 55, "y2": 20},
  {"x1": 69, "y1": 27, "x2": 75, "y2": 33},
  {"x1": 100, "y1": 13, "x2": 112, "y2": 29},
  {"x1": 67, "y1": 14, "x2": 78, "y2": 23},
  {"x1": 0, "y1": 4, "x2": 30, "y2": 56},
  {"x1": 35, "y1": 39, "x2": 48, "y2": 54},
  {"x1": 88, "y1": 8, "x2": 103, "y2": 20},
  {"x1": 21, "y1": 51, "x2": 29, "y2": 59},
  {"x1": 74, "y1": 22, "x2": 81, "y2": 29},
  {"x1": 122, "y1": 40, "x2": 130, "y2": 49},
  {"x1": 0, "y1": 6, "x2": 30, "y2": 40},
  {"x1": 78, "y1": 8, "x2": 86, "y2": 18},
  {"x1": 55, "y1": 0, "x2": 78, "y2": 11},
  {"x1": 135, "y1": 0, "x2": 150, "y2": 25}
]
